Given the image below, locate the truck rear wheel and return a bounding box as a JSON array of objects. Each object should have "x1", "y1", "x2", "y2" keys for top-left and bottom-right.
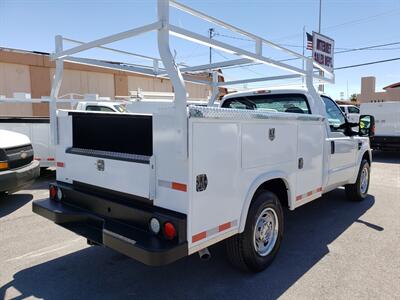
[
  {"x1": 226, "y1": 191, "x2": 283, "y2": 272},
  {"x1": 345, "y1": 159, "x2": 370, "y2": 201}
]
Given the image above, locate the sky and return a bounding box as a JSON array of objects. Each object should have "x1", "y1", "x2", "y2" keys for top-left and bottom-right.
[{"x1": 1, "y1": 0, "x2": 399, "y2": 99}]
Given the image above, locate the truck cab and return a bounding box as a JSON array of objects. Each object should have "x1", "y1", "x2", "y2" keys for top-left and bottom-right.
[
  {"x1": 339, "y1": 104, "x2": 360, "y2": 123},
  {"x1": 0, "y1": 130, "x2": 40, "y2": 195},
  {"x1": 75, "y1": 101, "x2": 127, "y2": 113}
]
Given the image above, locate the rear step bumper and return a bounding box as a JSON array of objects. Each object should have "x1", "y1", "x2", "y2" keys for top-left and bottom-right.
[{"x1": 32, "y1": 183, "x2": 187, "y2": 266}]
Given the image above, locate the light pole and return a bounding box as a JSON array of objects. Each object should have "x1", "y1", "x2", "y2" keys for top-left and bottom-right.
[
  {"x1": 208, "y1": 28, "x2": 215, "y2": 75},
  {"x1": 318, "y1": 0, "x2": 322, "y2": 33},
  {"x1": 318, "y1": 0, "x2": 324, "y2": 92}
]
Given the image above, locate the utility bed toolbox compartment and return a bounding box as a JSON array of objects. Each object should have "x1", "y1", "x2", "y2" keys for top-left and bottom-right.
[
  {"x1": 57, "y1": 111, "x2": 155, "y2": 200},
  {"x1": 70, "y1": 112, "x2": 153, "y2": 156}
]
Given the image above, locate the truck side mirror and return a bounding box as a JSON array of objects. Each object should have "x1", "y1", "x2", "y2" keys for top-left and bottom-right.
[{"x1": 359, "y1": 115, "x2": 375, "y2": 137}]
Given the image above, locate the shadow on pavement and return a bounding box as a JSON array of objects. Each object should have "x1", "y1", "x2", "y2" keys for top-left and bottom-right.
[
  {"x1": 33, "y1": 169, "x2": 56, "y2": 189},
  {"x1": 0, "y1": 169, "x2": 54, "y2": 218},
  {"x1": 0, "y1": 194, "x2": 33, "y2": 218},
  {"x1": 372, "y1": 151, "x2": 400, "y2": 164},
  {"x1": 0, "y1": 189, "x2": 378, "y2": 300}
]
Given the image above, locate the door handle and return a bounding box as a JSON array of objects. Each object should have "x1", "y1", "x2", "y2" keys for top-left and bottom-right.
[
  {"x1": 298, "y1": 157, "x2": 304, "y2": 169},
  {"x1": 331, "y1": 141, "x2": 335, "y2": 154}
]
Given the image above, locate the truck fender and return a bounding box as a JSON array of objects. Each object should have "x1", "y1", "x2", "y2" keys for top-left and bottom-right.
[
  {"x1": 238, "y1": 171, "x2": 293, "y2": 233},
  {"x1": 349, "y1": 143, "x2": 372, "y2": 184}
]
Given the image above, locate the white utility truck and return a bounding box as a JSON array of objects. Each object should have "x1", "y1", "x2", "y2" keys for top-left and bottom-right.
[
  {"x1": 360, "y1": 102, "x2": 400, "y2": 151},
  {"x1": 0, "y1": 98, "x2": 127, "y2": 168},
  {"x1": 33, "y1": 0, "x2": 375, "y2": 272}
]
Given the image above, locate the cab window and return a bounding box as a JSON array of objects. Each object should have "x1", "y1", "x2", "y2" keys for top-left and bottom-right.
[
  {"x1": 321, "y1": 96, "x2": 347, "y2": 133},
  {"x1": 113, "y1": 104, "x2": 127, "y2": 113},
  {"x1": 86, "y1": 105, "x2": 115, "y2": 112},
  {"x1": 221, "y1": 94, "x2": 311, "y2": 114},
  {"x1": 348, "y1": 106, "x2": 360, "y2": 114}
]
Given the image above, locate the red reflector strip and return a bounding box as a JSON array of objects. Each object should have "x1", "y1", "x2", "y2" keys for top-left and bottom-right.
[
  {"x1": 158, "y1": 179, "x2": 187, "y2": 192},
  {"x1": 192, "y1": 231, "x2": 207, "y2": 243},
  {"x1": 171, "y1": 182, "x2": 187, "y2": 192},
  {"x1": 192, "y1": 220, "x2": 238, "y2": 243},
  {"x1": 56, "y1": 162, "x2": 64, "y2": 168},
  {"x1": 296, "y1": 187, "x2": 323, "y2": 201},
  {"x1": 219, "y1": 222, "x2": 231, "y2": 232},
  {"x1": 34, "y1": 158, "x2": 41, "y2": 161},
  {"x1": 47, "y1": 158, "x2": 55, "y2": 161}
]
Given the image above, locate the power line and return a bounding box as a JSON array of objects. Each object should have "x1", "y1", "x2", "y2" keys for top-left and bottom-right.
[
  {"x1": 219, "y1": 40, "x2": 400, "y2": 68},
  {"x1": 177, "y1": 28, "x2": 400, "y2": 74},
  {"x1": 335, "y1": 57, "x2": 400, "y2": 70},
  {"x1": 216, "y1": 32, "x2": 400, "y2": 52},
  {"x1": 273, "y1": 8, "x2": 400, "y2": 42},
  {"x1": 336, "y1": 41, "x2": 400, "y2": 54},
  {"x1": 278, "y1": 41, "x2": 400, "y2": 63}
]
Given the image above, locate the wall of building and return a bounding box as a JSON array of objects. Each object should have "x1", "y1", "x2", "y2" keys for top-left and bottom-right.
[
  {"x1": 0, "y1": 62, "x2": 31, "y2": 97},
  {"x1": 0, "y1": 48, "x2": 212, "y2": 116},
  {"x1": 49, "y1": 68, "x2": 115, "y2": 98},
  {"x1": 358, "y1": 76, "x2": 400, "y2": 103}
]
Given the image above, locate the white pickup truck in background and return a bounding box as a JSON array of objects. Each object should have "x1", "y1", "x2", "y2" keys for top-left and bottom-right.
[
  {"x1": 360, "y1": 102, "x2": 400, "y2": 151},
  {"x1": 0, "y1": 100, "x2": 126, "y2": 168},
  {"x1": 32, "y1": 0, "x2": 376, "y2": 272},
  {"x1": 339, "y1": 104, "x2": 360, "y2": 124}
]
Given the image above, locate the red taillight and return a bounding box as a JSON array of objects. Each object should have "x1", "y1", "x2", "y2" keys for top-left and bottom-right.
[
  {"x1": 164, "y1": 222, "x2": 176, "y2": 240},
  {"x1": 49, "y1": 185, "x2": 57, "y2": 200}
]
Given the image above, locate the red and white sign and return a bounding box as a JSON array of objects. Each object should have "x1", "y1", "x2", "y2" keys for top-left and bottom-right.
[{"x1": 312, "y1": 32, "x2": 334, "y2": 72}]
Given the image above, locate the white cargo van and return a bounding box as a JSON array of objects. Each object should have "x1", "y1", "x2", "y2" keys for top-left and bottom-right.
[
  {"x1": 0, "y1": 130, "x2": 40, "y2": 195},
  {"x1": 360, "y1": 102, "x2": 400, "y2": 151}
]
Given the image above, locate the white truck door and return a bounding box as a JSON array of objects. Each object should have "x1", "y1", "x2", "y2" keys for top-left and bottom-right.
[
  {"x1": 295, "y1": 121, "x2": 325, "y2": 205},
  {"x1": 322, "y1": 96, "x2": 357, "y2": 187}
]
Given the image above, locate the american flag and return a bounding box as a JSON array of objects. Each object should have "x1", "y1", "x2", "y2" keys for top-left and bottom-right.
[{"x1": 306, "y1": 33, "x2": 313, "y2": 50}]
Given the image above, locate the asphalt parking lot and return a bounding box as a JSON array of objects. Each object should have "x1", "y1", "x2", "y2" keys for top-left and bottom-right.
[{"x1": 0, "y1": 152, "x2": 399, "y2": 300}]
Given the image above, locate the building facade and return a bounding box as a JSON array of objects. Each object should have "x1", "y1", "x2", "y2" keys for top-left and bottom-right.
[
  {"x1": 358, "y1": 76, "x2": 400, "y2": 103},
  {"x1": 0, "y1": 47, "x2": 214, "y2": 116}
]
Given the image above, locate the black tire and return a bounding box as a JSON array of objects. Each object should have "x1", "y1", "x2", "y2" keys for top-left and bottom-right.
[
  {"x1": 226, "y1": 191, "x2": 284, "y2": 272},
  {"x1": 345, "y1": 159, "x2": 370, "y2": 201}
]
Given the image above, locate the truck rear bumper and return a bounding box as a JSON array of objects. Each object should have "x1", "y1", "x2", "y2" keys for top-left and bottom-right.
[
  {"x1": 32, "y1": 182, "x2": 188, "y2": 266},
  {"x1": 0, "y1": 160, "x2": 40, "y2": 193},
  {"x1": 370, "y1": 136, "x2": 400, "y2": 151}
]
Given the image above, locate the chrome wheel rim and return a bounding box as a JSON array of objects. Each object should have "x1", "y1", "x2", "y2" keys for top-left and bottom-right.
[
  {"x1": 253, "y1": 208, "x2": 279, "y2": 257},
  {"x1": 360, "y1": 166, "x2": 369, "y2": 194}
]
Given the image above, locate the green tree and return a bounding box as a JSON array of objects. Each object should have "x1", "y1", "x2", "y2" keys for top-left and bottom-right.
[{"x1": 350, "y1": 94, "x2": 357, "y2": 102}]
